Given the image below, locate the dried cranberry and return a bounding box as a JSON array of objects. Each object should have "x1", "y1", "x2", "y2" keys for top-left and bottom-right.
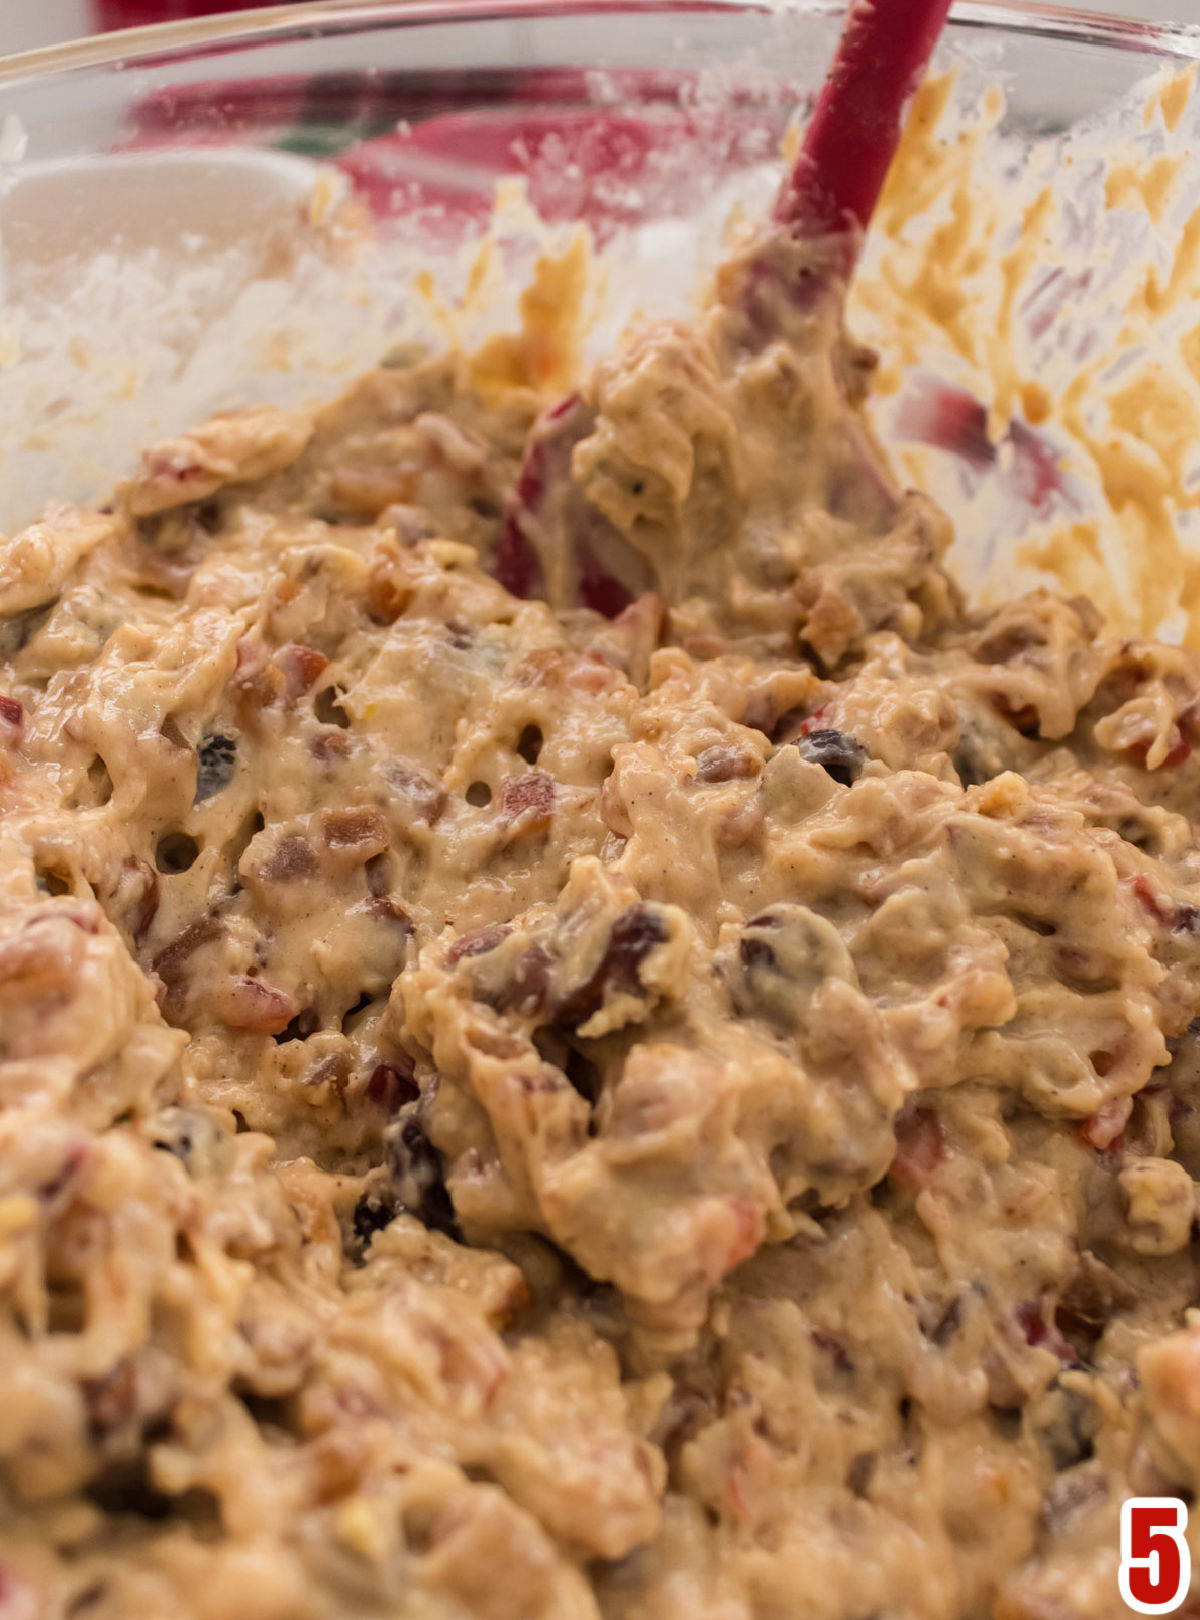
[
  {"x1": 499, "y1": 771, "x2": 555, "y2": 834},
  {"x1": 578, "y1": 544, "x2": 634, "y2": 618},
  {"x1": 1013, "y1": 1300, "x2": 1076, "y2": 1364},
  {"x1": 0, "y1": 694, "x2": 24, "y2": 730},
  {"x1": 493, "y1": 511, "x2": 544, "y2": 600}
]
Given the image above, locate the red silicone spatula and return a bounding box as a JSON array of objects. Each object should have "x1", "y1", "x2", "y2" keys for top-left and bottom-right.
[
  {"x1": 495, "y1": 0, "x2": 955, "y2": 612},
  {"x1": 778, "y1": 0, "x2": 954, "y2": 246}
]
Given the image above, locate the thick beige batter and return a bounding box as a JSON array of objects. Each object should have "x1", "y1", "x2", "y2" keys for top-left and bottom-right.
[{"x1": 3, "y1": 222, "x2": 1200, "y2": 1619}]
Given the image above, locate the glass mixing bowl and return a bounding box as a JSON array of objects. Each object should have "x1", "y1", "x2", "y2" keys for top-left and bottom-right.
[{"x1": 0, "y1": 0, "x2": 1197, "y2": 632}]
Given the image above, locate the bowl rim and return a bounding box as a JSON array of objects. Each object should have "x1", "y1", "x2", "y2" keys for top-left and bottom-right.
[{"x1": 0, "y1": 0, "x2": 1196, "y2": 87}]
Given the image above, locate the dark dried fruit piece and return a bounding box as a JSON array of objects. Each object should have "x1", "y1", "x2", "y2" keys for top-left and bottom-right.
[
  {"x1": 889, "y1": 1106, "x2": 945, "y2": 1188},
  {"x1": 447, "y1": 923, "x2": 510, "y2": 964},
  {"x1": 214, "y1": 976, "x2": 300, "y2": 1035},
  {"x1": 484, "y1": 945, "x2": 552, "y2": 1019},
  {"x1": 794, "y1": 728, "x2": 868, "y2": 787},
  {"x1": 195, "y1": 734, "x2": 237, "y2": 802},
  {"x1": 1056, "y1": 1251, "x2": 1136, "y2": 1351},
  {"x1": 735, "y1": 903, "x2": 848, "y2": 1025},
  {"x1": 695, "y1": 744, "x2": 760, "y2": 784},
  {"x1": 353, "y1": 1191, "x2": 397, "y2": 1245},
  {"x1": 555, "y1": 906, "x2": 668, "y2": 1030},
  {"x1": 366, "y1": 1061, "x2": 419, "y2": 1112},
  {"x1": 83, "y1": 1360, "x2": 139, "y2": 1440},
  {"x1": 387, "y1": 1117, "x2": 460, "y2": 1240},
  {"x1": 1030, "y1": 1382, "x2": 1099, "y2": 1472},
  {"x1": 152, "y1": 914, "x2": 223, "y2": 1017}
]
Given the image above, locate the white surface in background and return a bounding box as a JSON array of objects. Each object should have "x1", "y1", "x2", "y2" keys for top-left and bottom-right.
[
  {"x1": 0, "y1": 1, "x2": 93, "y2": 56},
  {"x1": 0, "y1": 0, "x2": 1195, "y2": 58}
]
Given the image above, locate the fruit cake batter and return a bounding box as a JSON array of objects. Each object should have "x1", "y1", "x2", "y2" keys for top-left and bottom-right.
[{"x1": 2, "y1": 224, "x2": 1200, "y2": 1620}]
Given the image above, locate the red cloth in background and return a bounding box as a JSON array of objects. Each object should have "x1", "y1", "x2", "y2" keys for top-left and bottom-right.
[{"x1": 95, "y1": 0, "x2": 285, "y2": 26}]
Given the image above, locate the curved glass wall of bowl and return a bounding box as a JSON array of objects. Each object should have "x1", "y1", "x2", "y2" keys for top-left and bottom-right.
[{"x1": 0, "y1": 0, "x2": 1197, "y2": 645}]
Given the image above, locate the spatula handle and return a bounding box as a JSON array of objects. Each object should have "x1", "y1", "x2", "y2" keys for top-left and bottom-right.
[{"x1": 776, "y1": 0, "x2": 953, "y2": 240}]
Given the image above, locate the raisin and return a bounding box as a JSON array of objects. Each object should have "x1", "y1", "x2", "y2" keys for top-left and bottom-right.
[
  {"x1": 847, "y1": 1452, "x2": 876, "y2": 1497},
  {"x1": 1040, "y1": 1468, "x2": 1107, "y2": 1534},
  {"x1": 447, "y1": 923, "x2": 510, "y2": 964},
  {"x1": 125, "y1": 858, "x2": 159, "y2": 942},
  {"x1": 152, "y1": 915, "x2": 223, "y2": 1017},
  {"x1": 928, "y1": 1294, "x2": 964, "y2": 1346},
  {"x1": 0, "y1": 694, "x2": 25, "y2": 730},
  {"x1": 811, "y1": 1329, "x2": 853, "y2": 1374},
  {"x1": 85, "y1": 1459, "x2": 176, "y2": 1522},
  {"x1": 735, "y1": 904, "x2": 846, "y2": 1024},
  {"x1": 1031, "y1": 1383, "x2": 1099, "y2": 1472},
  {"x1": 353, "y1": 1192, "x2": 397, "y2": 1245},
  {"x1": 889, "y1": 1106, "x2": 945, "y2": 1188},
  {"x1": 366, "y1": 1061, "x2": 419, "y2": 1112},
  {"x1": 484, "y1": 945, "x2": 551, "y2": 1018},
  {"x1": 555, "y1": 906, "x2": 668, "y2": 1029},
  {"x1": 695, "y1": 745, "x2": 760, "y2": 784},
  {"x1": 83, "y1": 1360, "x2": 138, "y2": 1440},
  {"x1": 794, "y1": 728, "x2": 868, "y2": 787},
  {"x1": 564, "y1": 1045, "x2": 602, "y2": 1104},
  {"x1": 387, "y1": 1118, "x2": 460, "y2": 1240},
  {"x1": 739, "y1": 934, "x2": 776, "y2": 972},
  {"x1": 1056, "y1": 1252, "x2": 1136, "y2": 1351},
  {"x1": 195, "y1": 735, "x2": 237, "y2": 802}
]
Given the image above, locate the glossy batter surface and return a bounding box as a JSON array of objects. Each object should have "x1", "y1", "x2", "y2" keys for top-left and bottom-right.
[{"x1": 3, "y1": 230, "x2": 1200, "y2": 1619}]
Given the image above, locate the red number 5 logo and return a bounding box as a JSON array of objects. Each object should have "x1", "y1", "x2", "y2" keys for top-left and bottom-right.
[{"x1": 1121, "y1": 1497, "x2": 1191, "y2": 1614}]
